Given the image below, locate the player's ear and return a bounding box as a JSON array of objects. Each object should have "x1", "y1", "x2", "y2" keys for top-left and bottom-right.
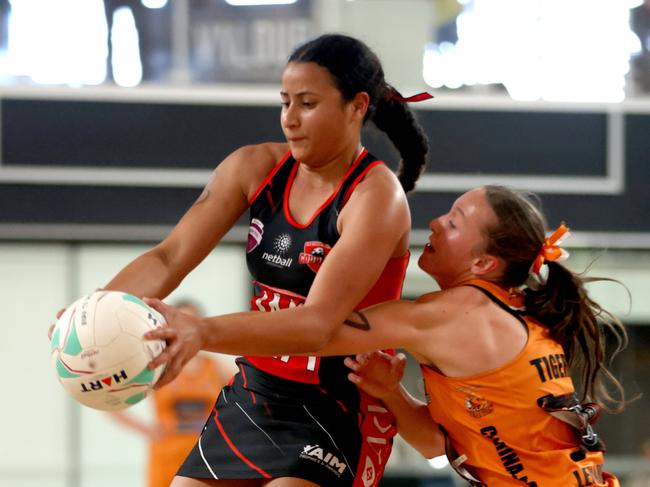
[
  {"x1": 471, "y1": 254, "x2": 501, "y2": 276},
  {"x1": 350, "y1": 92, "x2": 369, "y2": 120}
]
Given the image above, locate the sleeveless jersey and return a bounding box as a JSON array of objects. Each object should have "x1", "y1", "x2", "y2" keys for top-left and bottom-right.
[
  {"x1": 421, "y1": 279, "x2": 619, "y2": 487},
  {"x1": 243, "y1": 148, "x2": 409, "y2": 387}
]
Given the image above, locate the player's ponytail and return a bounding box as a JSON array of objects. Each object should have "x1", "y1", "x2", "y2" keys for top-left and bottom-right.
[
  {"x1": 482, "y1": 185, "x2": 627, "y2": 413},
  {"x1": 524, "y1": 262, "x2": 627, "y2": 413},
  {"x1": 372, "y1": 90, "x2": 429, "y2": 193},
  {"x1": 288, "y1": 34, "x2": 429, "y2": 193}
]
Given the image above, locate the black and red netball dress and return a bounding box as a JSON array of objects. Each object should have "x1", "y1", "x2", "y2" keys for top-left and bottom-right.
[{"x1": 178, "y1": 149, "x2": 409, "y2": 487}]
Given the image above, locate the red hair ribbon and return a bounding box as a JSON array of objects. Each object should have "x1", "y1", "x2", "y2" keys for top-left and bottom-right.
[
  {"x1": 531, "y1": 224, "x2": 570, "y2": 275},
  {"x1": 386, "y1": 88, "x2": 434, "y2": 103}
]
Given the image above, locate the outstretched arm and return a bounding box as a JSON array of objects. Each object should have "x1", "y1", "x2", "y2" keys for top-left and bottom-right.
[
  {"x1": 346, "y1": 351, "x2": 444, "y2": 459},
  {"x1": 103, "y1": 143, "x2": 281, "y2": 298},
  {"x1": 142, "y1": 282, "x2": 418, "y2": 388},
  {"x1": 144, "y1": 284, "x2": 470, "y2": 392}
]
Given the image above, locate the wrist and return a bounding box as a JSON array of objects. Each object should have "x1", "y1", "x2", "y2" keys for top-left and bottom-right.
[
  {"x1": 381, "y1": 384, "x2": 406, "y2": 404},
  {"x1": 371, "y1": 387, "x2": 397, "y2": 402},
  {"x1": 197, "y1": 316, "x2": 210, "y2": 350}
]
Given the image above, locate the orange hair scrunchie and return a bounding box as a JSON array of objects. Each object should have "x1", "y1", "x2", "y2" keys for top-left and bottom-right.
[{"x1": 531, "y1": 224, "x2": 571, "y2": 275}]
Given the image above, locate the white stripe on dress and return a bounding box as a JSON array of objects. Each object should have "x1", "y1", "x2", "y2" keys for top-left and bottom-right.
[
  {"x1": 302, "y1": 405, "x2": 353, "y2": 478},
  {"x1": 235, "y1": 401, "x2": 284, "y2": 454},
  {"x1": 198, "y1": 434, "x2": 219, "y2": 479}
]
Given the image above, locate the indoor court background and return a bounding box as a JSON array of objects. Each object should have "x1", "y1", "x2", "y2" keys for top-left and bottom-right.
[{"x1": 0, "y1": 1, "x2": 649, "y2": 486}]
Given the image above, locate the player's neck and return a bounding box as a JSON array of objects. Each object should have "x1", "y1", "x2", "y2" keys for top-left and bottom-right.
[{"x1": 297, "y1": 144, "x2": 364, "y2": 188}]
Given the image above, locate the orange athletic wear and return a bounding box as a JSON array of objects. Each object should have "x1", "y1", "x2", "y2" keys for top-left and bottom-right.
[
  {"x1": 421, "y1": 279, "x2": 619, "y2": 487},
  {"x1": 148, "y1": 356, "x2": 226, "y2": 487}
]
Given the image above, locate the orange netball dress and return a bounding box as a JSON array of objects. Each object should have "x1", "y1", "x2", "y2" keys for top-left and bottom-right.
[
  {"x1": 148, "y1": 355, "x2": 227, "y2": 487},
  {"x1": 421, "y1": 279, "x2": 619, "y2": 487}
]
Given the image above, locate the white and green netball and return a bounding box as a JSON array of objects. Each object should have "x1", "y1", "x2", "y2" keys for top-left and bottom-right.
[{"x1": 50, "y1": 290, "x2": 166, "y2": 411}]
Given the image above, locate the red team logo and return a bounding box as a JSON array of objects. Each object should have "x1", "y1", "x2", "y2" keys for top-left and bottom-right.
[{"x1": 298, "y1": 241, "x2": 332, "y2": 272}]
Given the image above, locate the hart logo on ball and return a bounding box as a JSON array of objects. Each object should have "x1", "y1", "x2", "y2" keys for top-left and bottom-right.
[
  {"x1": 50, "y1": 291, "x2": 167, "y2": 411},
  {"x1": 80, "y1": 370, "x2": 129, "y2": 392}
]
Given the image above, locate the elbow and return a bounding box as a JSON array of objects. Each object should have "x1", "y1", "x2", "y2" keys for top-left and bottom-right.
[
  {"x1": 296, "y1": 313, "x2": 340, "y2": 353},
  {"x1": 299, "y1": 327, "x2": 335, "y2": 353},
  {"x1": 419, "y1": 444, "x2": 446, "y2": 460},
  {"x1": 416, "y1": 428, "x2": 446, "y2": 459}
]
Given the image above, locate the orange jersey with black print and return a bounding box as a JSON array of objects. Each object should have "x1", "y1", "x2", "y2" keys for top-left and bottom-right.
[{"x1": 421, "y1": 279, "x2": 619, "y2": 487}]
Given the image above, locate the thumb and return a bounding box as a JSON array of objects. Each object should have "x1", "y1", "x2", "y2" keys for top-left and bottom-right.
[
  {"x1": 392, "y1": 353, "x2": 407, "y2": 376},
  {"x1": 392, "y1": 352, "x2": 407, "y2": 366},
  {"x1": 143, "y1": 297, "x2": 171, "y2": 317}
]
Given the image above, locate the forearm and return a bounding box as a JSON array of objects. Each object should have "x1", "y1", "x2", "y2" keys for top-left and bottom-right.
[
  {"x1": 382, "y1": 385, "x2": 445, "y2": 459},
  {"x1": 201, "y1": 304, "x2": 337, "y2": 356},
  {"x1": 104, "y1": 247, "x2": 180, "y2": 299}
]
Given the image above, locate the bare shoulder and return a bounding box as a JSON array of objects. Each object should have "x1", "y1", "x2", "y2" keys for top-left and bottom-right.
[
  {"x1": 341, "y1": 162, "x2": 409, "y2": 230},
  {"x1": 354, "y1": 162, "x2": 404, "y2": 197},
  {"x1": 248, "y1": 142, "x2": 288, "y2": 164},
  {"x1": 218, "y1": 142, "x2": 289, "y2": 199},
  {"x1": 224, "y1": 142, "x2": 287, "y2": 171},
  {"x1": 415, "y1": 286, "x2": 491, "y2": 321},
  {"x1": 409, "y1": 287, "x2": 499, "y2": 370}
]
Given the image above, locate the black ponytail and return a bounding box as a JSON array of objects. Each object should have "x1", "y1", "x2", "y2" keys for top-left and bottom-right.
[
  {"x1": 288, "y1": 34, "x2": 429, "y2": 193},
  {"x1": 372, "y1": 93, "x2": 429, "y2": 193}
]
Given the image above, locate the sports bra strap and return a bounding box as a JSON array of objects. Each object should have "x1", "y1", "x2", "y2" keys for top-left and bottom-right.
[{"x1": 460, "y1": 279, "x2": 526, "y2": 313}]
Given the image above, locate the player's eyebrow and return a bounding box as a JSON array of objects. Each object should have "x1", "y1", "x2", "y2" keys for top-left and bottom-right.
[
  {"x1": 280, "y1": 90, "x2": 318, "y2": 97},
  {"x1": 451, "y1": 204, "x2": 466, "y2": 219}
]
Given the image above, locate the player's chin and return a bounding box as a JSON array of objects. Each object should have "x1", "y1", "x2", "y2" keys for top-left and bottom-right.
[
  {"x1": 289, "y1": 147, "x2": 304, "y2": 161},
  {"x1": 417, "y1": 252, "x2": 435, "y2": 273},
  {"x1": 288, "y1": 143, "x2": 311, "y2": 162}
]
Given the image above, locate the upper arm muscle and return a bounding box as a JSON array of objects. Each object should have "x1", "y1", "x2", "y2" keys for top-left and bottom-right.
[
  {"x1": 317, "y1": 299, "x2": 424, "y2": 355},
  {"x1": 304, "y1": 168, "x2": 410, "y2": 325},
  {"x1": 158, "y1": 144, "x2": 280, "y2": 278}
]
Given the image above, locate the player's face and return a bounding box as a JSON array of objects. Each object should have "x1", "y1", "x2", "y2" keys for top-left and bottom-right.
[
  {"x1": 280, "y1": 62, "x2": 362, "y2": 167},
  {"x1": 418, "y1": 188, "x2": 496, "y2": 287}
]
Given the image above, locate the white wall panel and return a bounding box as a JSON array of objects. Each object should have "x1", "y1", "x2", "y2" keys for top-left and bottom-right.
[
  {"x1": 0, "y1": 244, "x2": 72, "y2": 487},
  {"x1": 75, "y1": 242, "x2": 246, "y2": 487}
]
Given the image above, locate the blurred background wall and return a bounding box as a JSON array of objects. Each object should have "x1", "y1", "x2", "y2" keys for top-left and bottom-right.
[{"x1": 1, "y1": 1, "x2": 649, "y2": 486}]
